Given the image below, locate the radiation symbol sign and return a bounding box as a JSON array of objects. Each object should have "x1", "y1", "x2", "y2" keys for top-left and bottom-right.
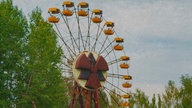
[{"x1": 72, "y1": 51, "x2": 108, "y2": 90}]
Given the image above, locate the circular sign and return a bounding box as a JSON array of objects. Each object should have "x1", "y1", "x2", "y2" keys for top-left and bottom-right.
[{"x1": 72, "y1": 51, "x2": 108, "y2": 90}]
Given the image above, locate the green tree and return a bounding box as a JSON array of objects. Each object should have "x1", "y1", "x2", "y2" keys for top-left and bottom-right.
[
  {"x1": 0, "y1": 0, "x2": 69, "y2": 107},
  {"x1": 150, "y1": 94, "x2": 157, "y2": 108},
  {"x1": 101, "y1": 75, "x2": 192, "y2": 108},
  {"x1": 109, "y1": 90, "x2": 122, "y2": 108},
  {"x1": 180, "y1": 75, "x2": 192, "y2": 108},
  {"x1": 157, "y1": 94, "x2": 162, "y2": 108},
  {"x1": 162, "y1": 81, "x2": 181, "y2": 108},
  {"x1": 129, "y1": 89, "x2": 150, "y2": 108},
  {"x1": 0, "y1": 0, "x2": 28, "y2": 107},
  {"x1": 17, "y1": 8, "x2": 69, "y2": 108},
  {"x1": 161, "y1": 75, "x2": 192, "y2": 108},
  {"x1": 99, "y1": 90, "x2": 110, "y2": 108}
]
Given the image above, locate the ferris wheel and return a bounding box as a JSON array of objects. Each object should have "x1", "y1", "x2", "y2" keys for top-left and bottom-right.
[{"x1": 48, "y1": 1, "x2": 132, "y2": 108}]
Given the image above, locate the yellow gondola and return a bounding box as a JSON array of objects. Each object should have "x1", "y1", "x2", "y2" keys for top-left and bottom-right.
[
  {"x1": 120, "y1": 56, "x2": 130, "y2": 61},
  {"x1": 48, "y1": 8, "x2": 60, "y2": 14},
  {"x1": 104, "y1": 29, "x2": 114, "y2": 35},
  {"x1": 78, "y1": 10, "x2": 88, "y2": 16},
  {"x1": 114, "y1": 45, "x2": 123, "y2": 51},
  {"x1": 62, "y1": 1, "x2": 74, "y2": 7},
  {"x1": 104, "y1": 22, "x2": 114, "y2": 35},
  {"x1": 92, "y1": 17, "x2": 102, "y2": 23},
  {"x1": 62, "y1": 10, "x2": 73, "y2": 16},
  {"x1": 119, "y1": 102, "x2": 130, "y2": 107},
  {"x1": 92, "y1": 9, "x2": 102, "y2": 15},
  {"x1": 121, "y1": 94, "x2": 131, "y2": 99},
  {"x1": 105, "y1": 22, "x2": 114, "y2": 27},
  {"x1": 122, "y1": 75, "x2": 132, "y2": 80},
  {"x1": 114, "y1": 37, "x2": 124, "y2": 43},
  {"x1": 62, "y1": 1, "x2": 74, "y2": 16},
  {"x1": 120, "y1": 63, "x2": 129, "y2": 69},
  {"x1": 78, "y1": 2, "x2": 88, "y2": 8},
  {"x1": 92, "y1": 9, "x2": 102, "y2": 23},
  {"x1": 122, "y1": 82, "x2": 132, "y2": 88},
  {"x1": 78, "y1": 2, "x2": 89, "y2": 16},
  {"x1": 48, "y1": 16, "x2": 59, "y2": 23}
]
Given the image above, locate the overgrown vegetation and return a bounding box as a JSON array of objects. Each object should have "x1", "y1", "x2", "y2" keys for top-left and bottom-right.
[{"x1": 128, "y1": 75, "x2": 192, "y2": 108}]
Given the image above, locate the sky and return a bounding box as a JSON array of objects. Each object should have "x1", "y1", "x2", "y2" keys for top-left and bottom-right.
[{"x1": 13, "y1": 0, "x2": 192, "y2": 98}]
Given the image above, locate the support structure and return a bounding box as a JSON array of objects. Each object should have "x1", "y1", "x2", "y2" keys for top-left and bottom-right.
[{"x1": 70, "y1": 82, "x2": 100, "y2": 108}]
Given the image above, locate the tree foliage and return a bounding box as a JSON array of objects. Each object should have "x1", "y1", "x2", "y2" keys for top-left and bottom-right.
[
  {"x1": 18, "y1": 8, "x2": 68, "y2": 108},
  {"x1": 129, "y1": 89, "x2": 150, "y2": 108},
  {"x1": 108, "y1": 89, "x2": 122, "y2": 108},
  {"x1": 128, "y1": 75, "x2": 192, "y2": 108},
  {"x1": 0, "y1": 1, "x2": 69, "y2": 107},
  {"x1": 180, "y1": 75, "x2": 192, "y2": 108},
  {"x1": 161, "y1": 75, "x2": 192, "y2": 108},
  {"x1": 0, "y1": 0, "x2": 28, "y2": 107},
  {"x1": 161, "y1": 81, "x2": 181, "y2": 108},
  {"x1": 99, "y1": 90, "x2": 110, "y2": 108}
]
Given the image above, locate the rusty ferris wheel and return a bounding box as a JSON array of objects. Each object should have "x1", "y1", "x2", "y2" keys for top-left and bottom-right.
[{"x1": 48, "y1": 1, "x2": 132, "y2": 108}]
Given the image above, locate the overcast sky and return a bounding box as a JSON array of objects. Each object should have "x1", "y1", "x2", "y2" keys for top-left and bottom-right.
[{"x1": 13, "y1": 0, "x2": 192, "y2": 97}]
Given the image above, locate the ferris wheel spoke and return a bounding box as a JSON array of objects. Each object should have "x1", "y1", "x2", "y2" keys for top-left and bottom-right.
[
  {"x1": 107, "y1": 73, "x2": 130, "y2": 80},
  {"x1": 62, "y1": 70, "x2": 72, "y2": 74},
  {"x1": 62, "y1": 53, "x2": 73, "y2": 61},
  {"x1": 61, "y1": 15, "x2": 80, "y2": 53},
  {"x1": 56, "y1": 34, "x2": 75, "y2": 60},
  {"x1": 104, "y1": 43, "x2": 121, "y2": 58},
  {"x1": 108, "y1": 73, "x2": 124, "y2": 77},
  {"x1": 107, "y1": 59, "x2": 120, "y2": 66},
  {"x1": 75, "y1": 13, "x2": 86, "y2": 51},
  {"x1": 103, "y1": 86, "x2": 121, "y2": 97},
  {"x1": 99, "y1": 40, "x2": 115, "y2": 55},
  {"x1": 107, "y1": 75, "x2": 121, "y2": 79},
  {"x1": 98, "y1": 36, "x2": 109, "y2": 54},
  {"x1": 103, "y1": 87, "x2": 121, "y2": 106},
  {"x1": 62, "y1": 68, "x2": 72, "y2": 72},
  {"x1": 62, "y1": 67, "x2": 72, "y2": 77},
  {"x1": 61, "y1": 62, "x2": 72, "y2": 69},
  {"x1": 61, "y1": 63, "x2": 72, "y2": 69},
  {"x1": 54, "y1": 24, "x2": 76, "y2": 59},
  {"x1": 91, "y1": 24, "x2": 105, "y2": 52},
  {"x1": 85, "y1": 13, "x2": 92, "y2": 50},
  {"x1": 57, "y1": 34, "x2": 75, "y2": 59},
  {"x1": 105, "y1": 80, "x2": 128, "y2": 94},
  {"x1": 104, "y1": 48, "x2": 114, "y2": 58}
]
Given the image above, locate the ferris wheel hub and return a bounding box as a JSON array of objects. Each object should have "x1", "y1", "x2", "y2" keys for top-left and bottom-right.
[{"x1": 72, "y1": 51, "x2": 108, "y2": 90}]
